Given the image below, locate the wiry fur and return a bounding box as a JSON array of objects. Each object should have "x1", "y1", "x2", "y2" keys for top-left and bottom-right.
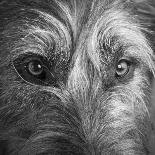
[{"x1": 0, "y1": 0, "x2": 155, "y2": 154}]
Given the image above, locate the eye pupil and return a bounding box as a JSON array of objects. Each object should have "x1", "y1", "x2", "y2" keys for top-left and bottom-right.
[{"x1": 28, "y1": 60, "x2": 43, "y2": 76}]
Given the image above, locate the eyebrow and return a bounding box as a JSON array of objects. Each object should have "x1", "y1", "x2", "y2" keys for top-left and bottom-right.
[{"x1": 8, "y1": 1, "x2": 155, "y2": 77}]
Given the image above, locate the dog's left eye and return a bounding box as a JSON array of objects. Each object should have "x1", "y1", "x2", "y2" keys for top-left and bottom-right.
[
  {"x1": 115, "y1": 59, "x2": 131, "y2": 78},
  {"x1": 13, "y1": 54, "x2": 57, "y2": 86}
]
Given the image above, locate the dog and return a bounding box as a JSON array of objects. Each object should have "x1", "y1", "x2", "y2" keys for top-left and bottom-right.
[{"x1": 0, "y1": 0, "x2": 155, "y2": 154}]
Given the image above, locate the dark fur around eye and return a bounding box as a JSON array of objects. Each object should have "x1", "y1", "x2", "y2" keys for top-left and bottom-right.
[{"x1": 13, "y1": 53, "x2": 58, "y2": 87}]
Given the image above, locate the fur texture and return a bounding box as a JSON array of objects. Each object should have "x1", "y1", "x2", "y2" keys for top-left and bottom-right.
[{"x1": 0, "y1": 0, "x2": 155, "y2": 154}]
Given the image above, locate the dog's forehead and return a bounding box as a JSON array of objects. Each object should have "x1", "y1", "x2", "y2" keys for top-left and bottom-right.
[
  {"x1": 0, "y1": 0, "x2": 154, "y2": 73},
  {"x1": 1, "y1": 1, "x2": 119, "y2": 58}
]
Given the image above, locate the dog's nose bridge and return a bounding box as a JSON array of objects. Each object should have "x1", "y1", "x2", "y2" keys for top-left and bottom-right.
[
  {"x1": 67, "y1": 51, "x2": 89, "y2": 96},
  {"x1": 67, "y1": 29, "x2": 102, "y2": 93},
  {"x1": 67, "y1": 49, "x2": 102, "y2": 105}
]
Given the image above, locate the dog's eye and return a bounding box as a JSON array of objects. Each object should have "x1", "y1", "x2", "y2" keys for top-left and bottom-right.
[
  {"x1": 28, "y1": 59, "x2": 44, "y2": 76},
  {"x1": 115, "y1": 59, "x2": 131, "y2": 78},
  {"x1": 13, "y1": 54, "x2": 57, "y2": 86}
]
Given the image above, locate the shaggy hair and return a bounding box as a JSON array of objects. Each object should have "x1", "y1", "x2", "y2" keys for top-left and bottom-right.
[{"x1": 0, "y1": 0, "x2": 154, "y2": 154}]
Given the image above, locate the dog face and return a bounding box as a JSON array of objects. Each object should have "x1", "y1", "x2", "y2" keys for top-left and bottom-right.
[{"x1": 0, "y1": 0, "x2": 154, "y2": 154}]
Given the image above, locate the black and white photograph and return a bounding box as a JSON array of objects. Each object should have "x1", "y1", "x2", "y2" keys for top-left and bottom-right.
[{"x1": 0, "y1": 0, "x2": 155, "y2": 154}]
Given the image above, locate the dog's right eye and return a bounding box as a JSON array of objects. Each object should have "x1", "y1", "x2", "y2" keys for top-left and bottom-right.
[
  {"x1": 115, "y1": 59, "x2": 131, "y2": 78},
  {"x1": 13, "y1": 54, "x2": 57, "y2": 86}
]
